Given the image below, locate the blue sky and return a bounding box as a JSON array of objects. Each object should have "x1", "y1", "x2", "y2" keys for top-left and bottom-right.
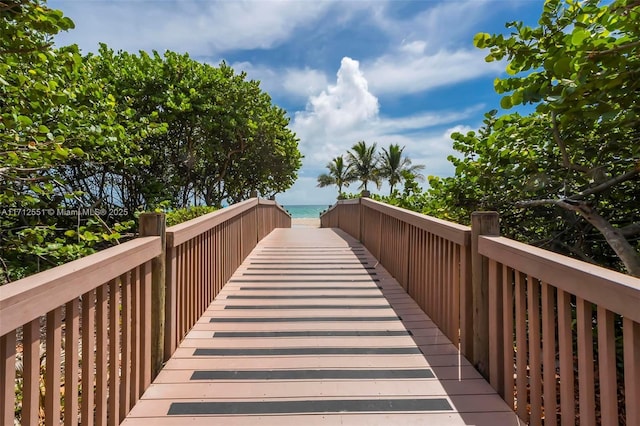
[{"x1": 49, "y1": 0, "x2": 543, "y2": 205}]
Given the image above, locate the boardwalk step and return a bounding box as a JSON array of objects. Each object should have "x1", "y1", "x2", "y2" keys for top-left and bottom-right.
[
  {"x1": 190, "y1": 369, "x2": 434, "y2": 380},
  {"x1": 240, "y1": 272, "x2": 377, "y2": 275},
  {"x1": 193, "y1": 347, "x2": 422, "y2": 356},
  {"x1": 211, "y1": 330, "x2": 410, "y2": 337},
  {"x1": 167, "y1": 398, "x2": 453, "y2": 415},
  {"x1": 224, "y1": 304, "x2": 389, "y2": 310},
  {"x1": 246, "y1": 266, "x2": 375, "y2": 270},
  {"x1": 229, "y1": 279, "x2": 379, "y2": 282},
  {"x1": 209, "y1": 316, "x2": 399, "y2": 322},
  {"x1": 225, "y1": 295, "x2": 384, "y2": 299},
  {"x1": 237, "y1": 286, "x2": 383, "y2": 290},
  {"x1": 249, "y1": 262, "x2": 369, "y2": 265}
]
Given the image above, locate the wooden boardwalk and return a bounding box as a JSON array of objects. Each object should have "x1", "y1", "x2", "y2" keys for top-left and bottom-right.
[{"x1": 123, "y1": 228, "x2": 522, "y2": 425}]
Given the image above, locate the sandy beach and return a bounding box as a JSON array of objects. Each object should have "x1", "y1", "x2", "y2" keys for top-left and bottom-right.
[{"x1": 291, "y1": 218, "x2": 321, "y2": 228}]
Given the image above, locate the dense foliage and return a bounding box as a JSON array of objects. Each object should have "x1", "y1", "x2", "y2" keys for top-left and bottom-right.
[{"x1": 0, "y1": 0, "x2": 302, "y2": 283}]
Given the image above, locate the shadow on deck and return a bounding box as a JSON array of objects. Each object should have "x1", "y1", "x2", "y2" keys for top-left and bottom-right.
[{"x1": 122, "y1": 228, "x2": 523, "y2": 425}]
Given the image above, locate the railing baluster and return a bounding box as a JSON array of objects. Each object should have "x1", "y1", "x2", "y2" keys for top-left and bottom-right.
[
  {"x1": 528, "y1": 275, "x2": 542, "y2": 426},
  {"x1": 81, "y1": 290, "x2": 96, "y2": 426},
  {"x1": 23, "y1": 319, "x2": 40, "y2": 425},
  {"x1": 130, "y1": 268, "x2": 140, "y2": 407},
  {"x1": 488, "y1": 259, "x2": 502, "y2": 394},
  {"x1": 596, "y1": 306, "x2": 617, "y2": 425},
  {"x1": 576, "y1": 297, "x2": 595, "y2": 426},
  {"x1": 514, "y1": 272, "x2": 528, "y2": 422},
  {"x1": 119, "y1": 272, "x2": 132, "y2": 421},
  {"x1": 45, "y1": 308, "x2": 62, "y2": 426},
  {"x1": 623, "y1": 317, "x2": 640, "y2": 425},
  {"x1": 96, "y1": 284, "x2": 108, "y2": 426},
  {"x1": 141, "y1": 261, "x2": 152, "y2": 391},
  {"x1": 108, "y1": 278, "x2": 120, "y2": 426},
  {"x1": 557, "y1": 289, "x2": 575, "y2": 426},
  {"x1": 502, "y1": 265, "x2": 514, "y2": 409},
  {"x1": 64, "y1": 299, "x2": 80, "y2": 426},
  {"x1": 451, "y1": 243, "x2": 461, "y2": 348},
  {"x1": 541, "y1": 282, "x2": 557, "y2": 425},
  {"x1": 1, "y1": 330, "x2": 16, "y2": 426}
]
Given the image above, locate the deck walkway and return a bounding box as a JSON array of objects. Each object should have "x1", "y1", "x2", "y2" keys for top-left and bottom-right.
[{"x1": 123, "y1": 228, "x2": 522, "y2": 425}]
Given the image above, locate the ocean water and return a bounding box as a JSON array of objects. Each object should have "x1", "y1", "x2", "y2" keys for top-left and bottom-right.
[{"x1": 283, "y1": 205, "x2": 333, "y2": 218}]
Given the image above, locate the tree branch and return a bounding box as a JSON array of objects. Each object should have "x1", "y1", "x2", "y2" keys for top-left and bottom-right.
[
  {"x1": 550, "y1": 112, "x2": 591, "y2": 173},
  {"x1": 569, "y1": 163, "x2": 640, "y2": 200},
  {"x1": 621, "y1": 223, "x2": 640, "y2": 238},
  {"x1": 517, "y1": 198, "x2": 640, "y2": 277},
  {"x1": 0, "y1": 172, "x2": 50, "y2": 182},
  {"x1": 0, "y1": 166, "x2": 49, "y2": 174},
  {"x1": 587, "y1": 40, "x2": 640, "y2": 58},
  {"x1": 554, "y1": 241, "x2": 598, "y2": 265},
  {"x1": 0, "y1": 256, "x2": 11, "y2": 284}
]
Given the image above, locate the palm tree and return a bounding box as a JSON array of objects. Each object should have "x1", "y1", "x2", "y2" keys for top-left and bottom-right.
[
  {"x1": 346, "y1": 141, "x2": 380, "y2": 192},
  {"x1": 317, "y1": 156, "x2": 353, "y2": 198},
  {"x1": 379, "y1": 144, "x2": 425, "y2": 194}
]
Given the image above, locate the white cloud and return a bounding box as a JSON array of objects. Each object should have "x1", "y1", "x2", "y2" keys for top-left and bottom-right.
[
  {"x1": 372, "y1": 107, "x2": 484, "y2": 134},
  {"x1": 293, "y1": 57, "x2": 379, "y2": 158},
  {"x1": 370, "y1": 0, "x2": 494, "y2": 48},
  {"x1": 363, "y1": 47, "x2": 503, "y2": 96},
  {"x1": 233, "y1": 62, "x2": 328, "y2": 101},
  {"x1": 353, "y1": 0, "x2": 506, "y2": 96},
  {"x1": 282, "y1": 68, "x2": 330, "y2": 100},
  {"x1": 51, "y1": 0, "x2": 333, "y2": 55}
]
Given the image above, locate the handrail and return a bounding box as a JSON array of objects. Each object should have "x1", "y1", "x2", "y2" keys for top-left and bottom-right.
[
  {"x1": 479, "y1": 235, "x2": 640, "y2": 323},
  {"x1": 0, "y1": 197, "x2": 290, "y2": 425},
  {"x1": 0, "y1": 237, "x2": 161, "y2": 336},
  {"x1": 361, "y1": 198, "x2": 470, "y2": 245}
]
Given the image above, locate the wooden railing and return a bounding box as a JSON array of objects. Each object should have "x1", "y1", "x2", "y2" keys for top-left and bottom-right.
[
  {"x1": 321, "y1": 197, "x2": 640, "y2": 425},
  {"x1": 164, "y1": 199, "x2": 290, "y2": 358},
  {"x1": 321, "y1": 198, "x2": 473, "y2": 355},
  {"x1": 481, "y1": 236, "x2": 640, "y2": 426},
  {"x1": 0, "y1": 198, "x2": 290, "y2": 425}
]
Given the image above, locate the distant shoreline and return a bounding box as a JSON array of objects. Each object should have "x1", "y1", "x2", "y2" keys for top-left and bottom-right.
[
  {"x1": 291, "y1": 218, "x2": 320, "y2": 228},
  {"x1": 283, "y1": 204, "x2": 331, "y2": 219}
]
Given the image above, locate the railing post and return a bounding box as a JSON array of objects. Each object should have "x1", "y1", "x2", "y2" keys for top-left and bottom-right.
[
  {"x1": 356, "y1": 198, "x2": 362, "y2": 241},
  {"x1": 139, "y1": 212, "x2": 166, "y2": 379},
  {"x1": 471, "y1": 211, "x2": 500, "y2": 380}
]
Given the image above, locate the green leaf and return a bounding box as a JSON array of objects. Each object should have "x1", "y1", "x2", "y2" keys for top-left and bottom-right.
[
  {"x1": 18, "y1": 116, "x2": 33, "y2": 126},
  {"x1": 54, "y1": 145, "x2": 69, "y2": 159},
  {"x1": 473, "y1": 33, "x2": 491, "y2": 48},
  {"x1": 571, "y1": 29, "x2": 590, "y2": 45},
  {"x1": 511, "y1": 90, "x2": 523, "y2": 106},
  {"x1": 553, "y1": 57, "x2": 571, "y2": 76},
  {"x1": 500, "y1": 96, "x2": 513, "y2": 109},
  {"x1": 506, "y1": 62, "x2": 519, "y2": 76}
]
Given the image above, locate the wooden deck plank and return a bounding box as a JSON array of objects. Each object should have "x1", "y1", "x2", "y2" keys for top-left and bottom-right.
[{"x1": 124, "y1": 228, "x2": 521, "y2": 425}]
